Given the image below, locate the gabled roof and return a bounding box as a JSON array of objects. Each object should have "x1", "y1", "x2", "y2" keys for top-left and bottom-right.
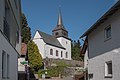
[
  {"x1": 80, "y1": 1, "x2": 120, "y2": 38},
  {"x1": 80, "y1": 37, "x2": 88, "y2": 56},
  {"x1": 37, "y1": 30, "x2": 65, "y2": 49}
]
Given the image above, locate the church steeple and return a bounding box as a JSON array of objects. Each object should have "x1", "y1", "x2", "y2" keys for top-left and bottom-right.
[
  {"x1": 57, "y1": 8, "x2": 63, "y2": 26},
  {"x1": 52, "y1": 9, "x2": 68, "y2": 38}
]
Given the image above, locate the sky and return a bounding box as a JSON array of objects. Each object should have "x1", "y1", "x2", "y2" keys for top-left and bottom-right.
[{"x1": 21, "y1": 0, "x2": 118, "y2": 41}]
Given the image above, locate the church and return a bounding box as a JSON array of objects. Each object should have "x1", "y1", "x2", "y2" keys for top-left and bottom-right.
[{"x1": 33, "y1": 11, "x2": 71, "y2": 60}]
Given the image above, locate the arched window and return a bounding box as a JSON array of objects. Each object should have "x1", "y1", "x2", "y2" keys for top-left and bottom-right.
[
  {"x1": 61, "y1": 51, "x2": 63, "y2": 57},
  {"x1": 56, "y1": 50, "x2": 58, "y2": 56},
  {"x1": 66, "y1": 52, "x2": 68, "y2": 58},
  {"x1": 50, "y1": 49, "x2": 53, "y2": 55}
]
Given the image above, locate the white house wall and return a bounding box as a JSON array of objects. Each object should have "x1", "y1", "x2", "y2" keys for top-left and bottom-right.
[
  {"x1": 88, "y1": 9, "x2": 120, "y2": 80},
  {"x1": 84, "y1": 50, "x2": 88, "y2": 69},
  {"x1": 88, "y1": 48, "x2": 120, "y2": 80},
  {"x1": 0, "y1": 0, "x2": 21, "y2": 80},
  {"x1": 0, "y1": 0, "x2": 21, "y2": 54},
  {"x1": 0, "y1": 32, "x2": 18, "y2": 80}
]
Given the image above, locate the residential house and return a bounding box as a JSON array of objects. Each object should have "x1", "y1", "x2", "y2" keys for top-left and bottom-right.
[
  {"x1": 33, "y1": 10, "x2": 71, "y2": 60},
  {"x1": 18, "y1": 43, "x2": 28, "y2": 80},
  {"x1": 81, "y1": 1, "x2": 120, "y2": 80},
  {"x1": 0, "y1": 0, "x2": 21, "y2": 80}
]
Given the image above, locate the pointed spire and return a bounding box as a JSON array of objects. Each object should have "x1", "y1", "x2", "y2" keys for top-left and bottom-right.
[{"x1": 57, "y1": 7, "x2": 63, "y2": 26}]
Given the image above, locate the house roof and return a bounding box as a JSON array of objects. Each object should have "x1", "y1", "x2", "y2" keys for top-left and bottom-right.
[
  {"x1": 80, "y1": 1, "x2": 120, "y2": 38},
  {"x1": 80, "y1": 37, "x2": 88, "y2": 56},
  {"x1": 37, "y1": 30, "x2": 65, "y2": 49}
]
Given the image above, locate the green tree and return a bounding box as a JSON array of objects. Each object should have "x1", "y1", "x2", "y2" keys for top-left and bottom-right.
[
  {"x1": 27, "y1": 40, "x2": 43, "y2": 72},
  {"x1": 71, "y1": 40, "x2": 83, "y2": 61},
  {"x1": 21, "y1": 13, "x2": 31, "y2": 44}
]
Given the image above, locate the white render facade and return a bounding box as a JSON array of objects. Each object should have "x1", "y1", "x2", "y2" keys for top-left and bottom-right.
[
  {"x1": 33, "y1": 31, "x2": 71, "y2": 60},
  {"x1": 81, "y1": 2, "x2": 120, "y2": 80},
  {"x1": 33, "y1": 10, "x2": 71, "y2": 60},
  {"x1": 0, "y1": 0, "x2": 21, "y2": 80}
]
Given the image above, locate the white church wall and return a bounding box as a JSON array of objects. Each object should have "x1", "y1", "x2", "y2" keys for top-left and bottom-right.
[
  {"x1": 57, "y1": 37, "x2": 71, "y2": 60},
  {"x1": 45, "y1": 44, "x2": 65, "y2": 59},
  {"x1": 33, "y1": 31, "x2": 71, "y2": 60},
  {"x1": 33, "y1": 31, "x2": 46, "y2": 59}
]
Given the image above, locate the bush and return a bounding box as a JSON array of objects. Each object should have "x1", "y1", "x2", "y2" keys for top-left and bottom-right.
[{"x1": 38, "y1": 66, "x2": 66, "y2": 78}]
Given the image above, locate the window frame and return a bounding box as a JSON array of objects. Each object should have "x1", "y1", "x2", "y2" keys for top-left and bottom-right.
[
  {"x1": 61, "y1": 51, "x2": 63, "y2": 57},
  {"x1": 2, "y1": 50, "x2": 6, "y2": 79},
  {"x1": 66, "y1": 52, "x2": 68, "y2": 58},
  {"x1": 2, "y1": 50, "x2": 10, "y2": 79},
  {"x1": 56, "y1": 50, "x2": 58, "y2": 56},
  {"x1": 89, "y1": 73, "x2": 93, "y2": 79},
  {"x1": 50, "y1": 49, "x2": 53, "y2": 55},
  {"x1": 105, "y1": 61, "x2": 112, "y2": 78},
  {"x1": 104, "y1": 25, "x2": 111, "y2": 41},
  {"x1": 7, "y1": 54, "x2": 10, "y2": 78}
]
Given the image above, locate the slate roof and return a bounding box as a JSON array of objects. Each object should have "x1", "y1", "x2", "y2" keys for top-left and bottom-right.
[
  {"x1": 80, "y1": 1, "x2": 120, "y2": 38},
  {"x1": 52, "y1": 25, "x2": 67, "y2": 32},
  {"x1": 37, "y1": 30, "x2": 65, "y2": 49},
  {"x1": 52, "y1": 9, "x2": 68, "y2": 32}
]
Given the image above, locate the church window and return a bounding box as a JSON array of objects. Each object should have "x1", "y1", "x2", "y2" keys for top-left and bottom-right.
[
  {"x1": 50, "y1": 49, "x2": 53, "y2": 55},
  {"x1": 61, "y1": 51, "x2": 63, "y2": 57},
  {"x1": 66, "y1": 52, "x2": 68, "y2": 58},
  {"x1": 55, "y1": 32, "x2": 59, "y2": 36},
  {"x1": 64, "y1": 32, "x2": 66, "y2": 36},
  {"x1": 56, "y1": 50, "x2": 58, "y2": 56}
]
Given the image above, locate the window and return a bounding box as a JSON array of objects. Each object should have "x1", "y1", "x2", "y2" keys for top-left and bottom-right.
[
  {"x1": 50, "y1": 49, "x2": 53, "y2": 55},
  {"x1": 14, "y1": 0, "x2": 18, "y2": 9},
  {"x1": 66, "y1": 52, "x2": 68, "y2": 58},
  {"x1": 2, "y1": 50, "x2": 6, "y2": 78},
  {"x1": 16, "y1": 31, "x2": 19, "y2": 43},
  {"x1": 105, "y1": 26, "x2": 111, "y2": 40},
  {"x1": 89, "y1": 74, "x2": 93, "y2": 79},
  {"x1": 7, "y1": 54, "x2": 10, "y2": 78},
  {"x1": 66, "y1": 41, "x2": 67, "y2": 44},
  {"x1": 55, "y1": 32, "x2": 59, "y2": 36},
  {"x1": 2, "y1": 50, "x2": 10, "y2": 79},
  {"x1": 56, "y1": 50, "x2": 58, "y2": 56},
  {"x1": 4, "y1": 1, "x2": 10, "y2": 41},
  {"x1": 64, "y1": 32, "x2": 66, "y2": 36},
  {"x1": 105, "y1": 61, "x2": 112, "y2": 78},
  {"x1": 61, "y1": 51, "x2": 63, "y2": 57}
]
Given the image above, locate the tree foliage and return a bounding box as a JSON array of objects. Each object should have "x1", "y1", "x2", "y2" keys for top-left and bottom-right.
[
  {"x1": 27, "y1": 40, "x2": 43, "y2": 72},
  {"x1": 21, "y1": 13, "x2": 31, "y2": 44},
  {"x1": 71, "y1": 40, "x2": 83, "y2": 61}
]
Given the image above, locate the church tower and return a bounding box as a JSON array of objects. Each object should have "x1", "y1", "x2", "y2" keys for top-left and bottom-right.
[
  {"x1": 52, "y1": 9, "x2": 71, "y2": 60},
  {"x1": 52, "y1": 9, "x2": 68, "y2": 38}
]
